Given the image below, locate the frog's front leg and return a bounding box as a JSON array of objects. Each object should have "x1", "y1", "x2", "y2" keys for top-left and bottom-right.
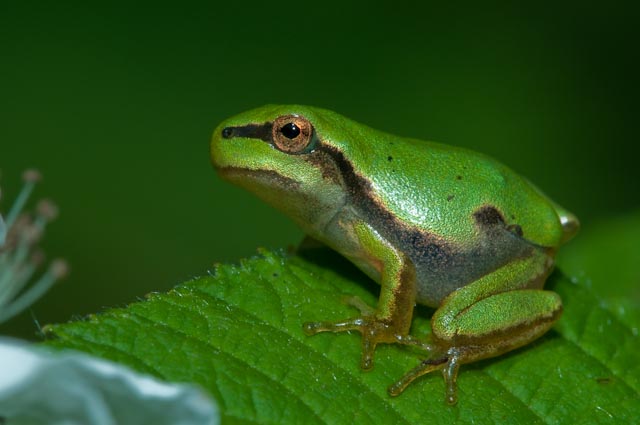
[
  {"x1": 303, "y1": 221, "x2": 420, "y2": 370},
  {"x1": 389, "y1": 249, "x2": 562, "y2": 404}
]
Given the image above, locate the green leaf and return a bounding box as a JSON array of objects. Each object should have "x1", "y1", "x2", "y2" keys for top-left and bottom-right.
[
  {"x1": 46, "y1": 216, "x2": 640, "y2": 424},
  {"x1": 557, "y1": 211, "x2": 640, "y2": 333}
]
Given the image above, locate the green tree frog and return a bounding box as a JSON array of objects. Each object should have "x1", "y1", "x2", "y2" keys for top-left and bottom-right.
[{"x1": 210, "y1": 105, "x2": 579, "y2": 404}]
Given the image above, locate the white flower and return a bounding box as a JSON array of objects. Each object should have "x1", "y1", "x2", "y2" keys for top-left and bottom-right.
[{"x1": 0, "y1": 170, "x2": 68, "y2": 323}]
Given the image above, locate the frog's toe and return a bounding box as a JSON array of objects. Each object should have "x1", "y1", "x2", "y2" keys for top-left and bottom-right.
[
  {"x1": 304, "y1": 315, "x2": 412, "y2": 371},
  {"x1": 342, "y1": 295, "x2": 375, "y2": 316},
  {"x1": 387, "y1": 355, "x2": 448, "y2": 397},
  {"x1": 303, "y1": 316, "x2": 378, "y2": 369},
  {"x1": 302, "y1": 317, "x2": 366, "y2": 335},
  {"x1": 388, "y1": 347, "x2": 459, "y2": 404}
]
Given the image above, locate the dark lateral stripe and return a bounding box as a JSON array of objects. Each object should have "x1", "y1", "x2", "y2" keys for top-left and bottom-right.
[
  {"x1": 317, "y1": 144, "x2": 401, "y2": 231},
  {"x1": 222, "y1": 122, "x2": 272, "y2": 141},
  {"x1": 317, "y1": 145, "x2": 365, "y2": 197},
  {"x1": 316, "y1": 143, "x2": 454, "y2": 261}
]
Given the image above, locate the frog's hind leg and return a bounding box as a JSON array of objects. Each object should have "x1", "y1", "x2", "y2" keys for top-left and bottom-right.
[{"x1": 390, "y1": 249, "x2": 562, "y2": 404}]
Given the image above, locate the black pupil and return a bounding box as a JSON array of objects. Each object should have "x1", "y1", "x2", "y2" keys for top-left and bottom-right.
[{"x1": 281, "y1": 122, "x2": 300, "y2": 139}]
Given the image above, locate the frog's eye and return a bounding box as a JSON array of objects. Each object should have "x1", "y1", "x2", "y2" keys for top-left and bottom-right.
[{"x1": 272, "y1": 115, "x2": 314, "y2": 154}]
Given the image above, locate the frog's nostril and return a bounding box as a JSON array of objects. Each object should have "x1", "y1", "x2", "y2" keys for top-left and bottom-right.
[{"x1": 222, "y1": 127, "x2": 233, "y2": 138}]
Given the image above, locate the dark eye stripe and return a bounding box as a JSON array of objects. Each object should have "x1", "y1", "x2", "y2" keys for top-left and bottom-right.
[{"x1": 221, "y1": 123, "x2": 272, "y2": 141}]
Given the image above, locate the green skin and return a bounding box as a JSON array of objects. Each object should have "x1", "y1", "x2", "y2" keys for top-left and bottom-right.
[{"x1": 210, "y1": 105, "x2": 579, "y2": 404}]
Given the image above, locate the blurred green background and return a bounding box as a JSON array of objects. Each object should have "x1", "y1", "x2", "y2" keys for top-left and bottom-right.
[{"x1": 1, "y1": 1, "x2": 637, "y2": 339}]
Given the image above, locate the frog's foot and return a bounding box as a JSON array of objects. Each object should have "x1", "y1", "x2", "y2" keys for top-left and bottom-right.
[
  {"x1": 342, "y1": 296, "x2": 432, "y2": 350},
  {"x1": 303, "y1": 315, "x2": 404, "y2": 370},
  {"x1": 388, "y1": 347, "x2": 460, "y2": 404},
  {"x1": 304, "y1": 296, "x2": 431, "y2": 369}
]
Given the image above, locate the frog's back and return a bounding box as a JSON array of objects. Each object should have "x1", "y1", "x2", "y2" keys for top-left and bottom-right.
[{"x1": 337, "y1": 128, "x2": 566, "y2": 250}]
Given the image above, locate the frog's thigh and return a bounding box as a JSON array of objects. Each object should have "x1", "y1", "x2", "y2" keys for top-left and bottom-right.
[{"x1": 432, "y1": 250, "x2": 561, "y2": 360}]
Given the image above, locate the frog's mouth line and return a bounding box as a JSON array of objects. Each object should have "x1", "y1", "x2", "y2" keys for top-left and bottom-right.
[{"x1": 216, "y1": 166, "x2": 301, "y2": 192}]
